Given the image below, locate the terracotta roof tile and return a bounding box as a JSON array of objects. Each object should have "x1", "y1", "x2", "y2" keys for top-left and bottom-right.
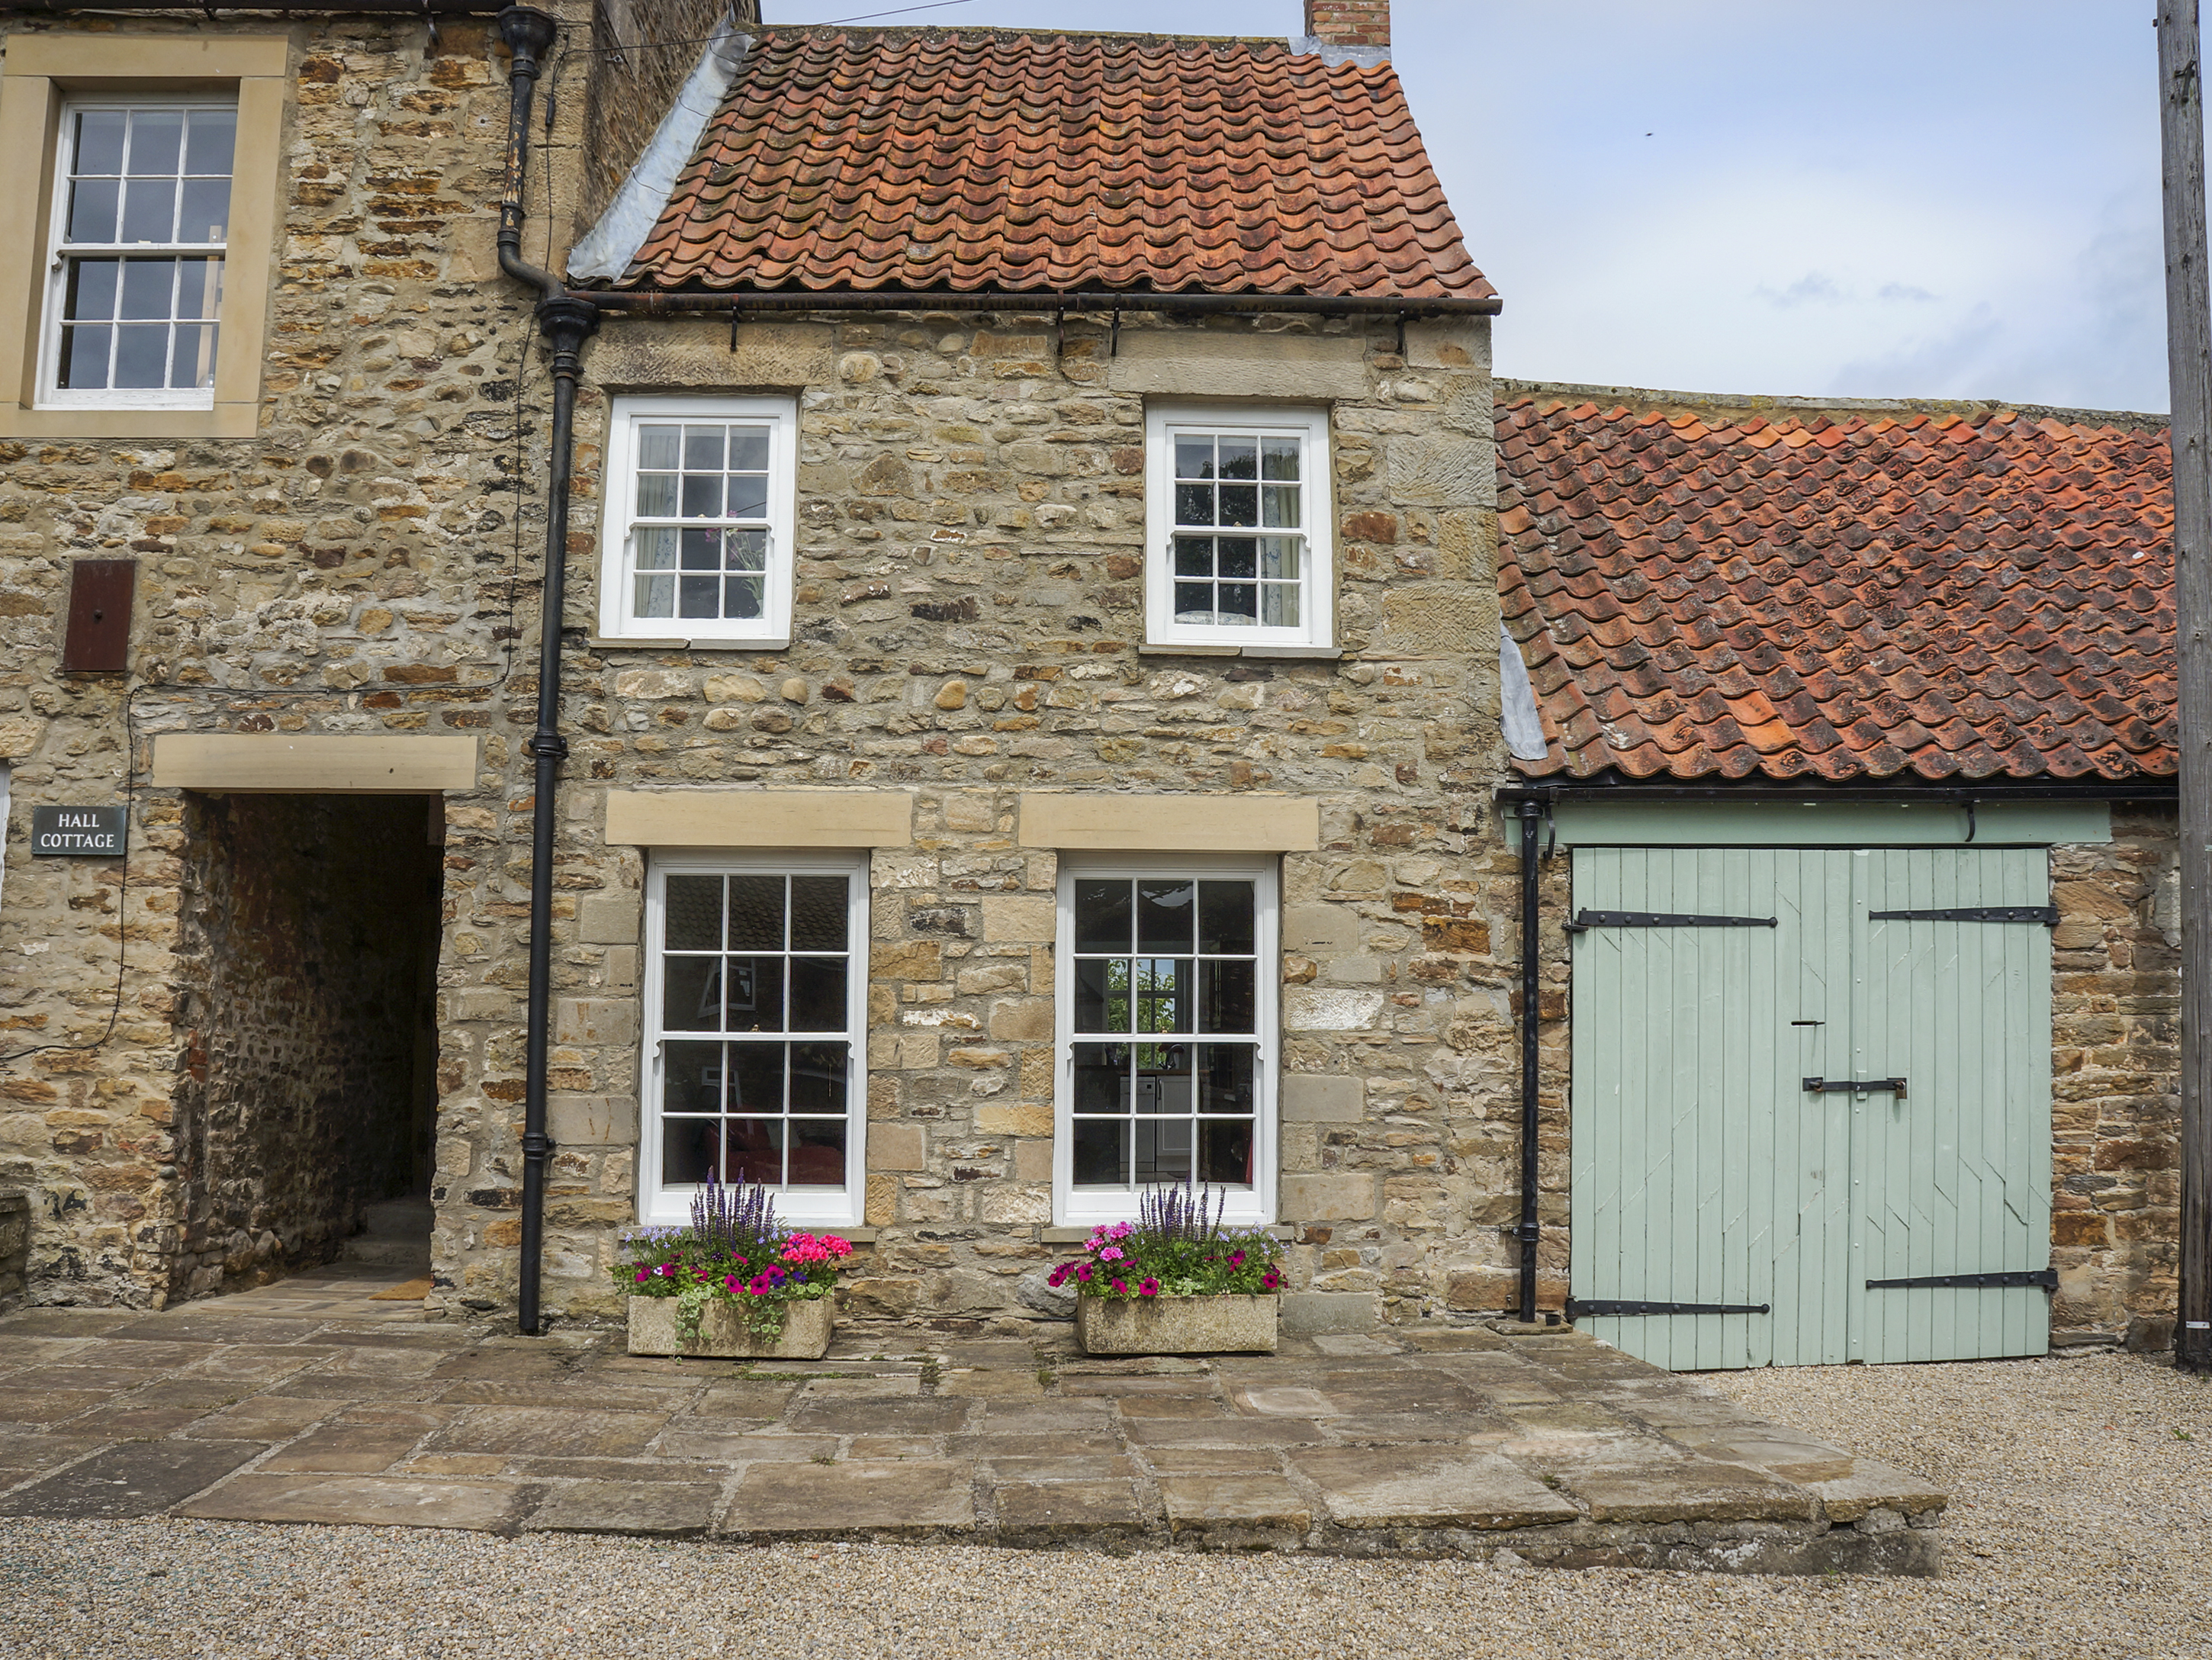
[
  {"x1": 613, "y1": 29, "x2": 1493, "y2": 301},
  {"x1": 1498, "y1": 396, "x2": 2175, "y2": 782}
]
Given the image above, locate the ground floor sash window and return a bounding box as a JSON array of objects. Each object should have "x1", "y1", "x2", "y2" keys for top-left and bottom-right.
[
  {"x1": 642, "y1": 851, "x2": 865, "y2": 1227},
  {"x1": 1054, "y1": 854, "x2": 1278, "y2": 1227}
]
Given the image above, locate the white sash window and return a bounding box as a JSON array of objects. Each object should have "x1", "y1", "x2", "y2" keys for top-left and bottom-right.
[
  {"x1": 642, "y1": 852, "x2": 866, "y2": 1226},
  {"x1": 1054, "y1": 855, "x2": 1278, "y2": 1226}
]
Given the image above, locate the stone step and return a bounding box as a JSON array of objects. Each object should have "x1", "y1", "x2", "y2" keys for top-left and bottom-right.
[{"x1": 341, "y1": 1234, "x2": 431, "y2": 1269}]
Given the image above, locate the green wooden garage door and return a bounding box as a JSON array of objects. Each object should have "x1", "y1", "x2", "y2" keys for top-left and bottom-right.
[{"x1": 1569, "y1": 846, "x2": 2052, "y2": 1369}]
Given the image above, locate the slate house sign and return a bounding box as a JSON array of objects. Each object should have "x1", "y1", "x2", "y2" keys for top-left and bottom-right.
[{"x1": 31, "y1": 806, "x2": 126, "y2": 857}]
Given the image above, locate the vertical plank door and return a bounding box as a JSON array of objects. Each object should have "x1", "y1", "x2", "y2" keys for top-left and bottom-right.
[
  {"x1": 1854, "y1": 847, "x2": 2053, "y2": 1363},
  {"x1": 1569, "y1": 844, "x2": 2053, "y2": 1369}
]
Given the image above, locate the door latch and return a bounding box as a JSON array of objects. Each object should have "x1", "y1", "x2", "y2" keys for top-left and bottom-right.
[{"x1": 1803, "y1": 1076, "x2": 1907, "y2": 1100}]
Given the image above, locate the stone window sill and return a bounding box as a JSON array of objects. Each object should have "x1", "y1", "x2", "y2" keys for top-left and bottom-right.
[
  {"x1": 1136, "y1": 643, "x2": 1345, "y2": 661},
  {"x1": 585, "y1": 636, "x2": 793, "y2": 653},
  {"x1": 1040, "y1": 1224, "x2": 1297, "y2": 1243}
]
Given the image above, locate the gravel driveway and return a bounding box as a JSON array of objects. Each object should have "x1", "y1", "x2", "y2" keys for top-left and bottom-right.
[{"x1": 0, "y1": 1350, "x2": 2204, "y2": 1660}]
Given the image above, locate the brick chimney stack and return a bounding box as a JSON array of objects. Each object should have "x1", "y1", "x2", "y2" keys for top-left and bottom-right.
[{"x1": 1304, "y1": 1, "x2": 1389, "y2": 50}]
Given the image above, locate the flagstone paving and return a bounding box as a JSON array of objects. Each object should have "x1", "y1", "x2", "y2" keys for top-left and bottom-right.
[{"x1": 0, "y1": 1266, "x2": 1944, "y2": 1573}]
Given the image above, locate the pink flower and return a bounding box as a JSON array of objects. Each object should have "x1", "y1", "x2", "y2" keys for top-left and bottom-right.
[
  {"x1": 1228, "y1": 1250, "x2": 1246, "y2": 1268},
  {"x1": 1111, "y1": 1279, "x2": 1129, "y2": 1295},
  {"x1": 634, "y1": 1267, "x2": 650, "y2": 1283},
  {"x1": 1047, "y1": 1265, "x2": 1069, "y2": 1288},
  {"x1": 1098, "y1": 1246, "x2": 1125, "y2": 1263},
  {"x1": 1138, "y1": 1277, "x2": 1160, "y2": 1298},
  {"x1": 1074, "y1": 1263, "x2": 1092, "y2": 1283},
  {"x1": 1262, "y1": 1268, "x2": 1283, "y2": 1290}
]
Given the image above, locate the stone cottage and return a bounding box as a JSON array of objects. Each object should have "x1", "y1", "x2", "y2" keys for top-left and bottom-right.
[{"x1": 0, "y1": 0, "x2": 1532, "y2": 1337}]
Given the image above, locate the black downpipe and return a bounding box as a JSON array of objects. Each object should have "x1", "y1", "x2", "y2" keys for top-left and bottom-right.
[
  {"x1": 1516, "y1": 803, "x2": 1543, "y2": 1323},
  {"x1": 497, "y1": 5, "x2": 598, "y2": 1336}
]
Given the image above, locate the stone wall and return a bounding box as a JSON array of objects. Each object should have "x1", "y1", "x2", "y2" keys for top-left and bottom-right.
[
  {"x1": 2051, "y1": 809, "x2": 2181, "y2": 1349},
  {"x1": 0, "y1": 8, "x2": 584, "y2": 1306},
  {"x1": 167, "y1": 793, "x2": 442, "y2": 1298}
]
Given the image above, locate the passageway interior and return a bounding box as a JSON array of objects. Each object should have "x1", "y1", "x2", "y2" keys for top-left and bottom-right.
[{"x1": 172, "y1": 792, "x2": 443, "y2": 1297}]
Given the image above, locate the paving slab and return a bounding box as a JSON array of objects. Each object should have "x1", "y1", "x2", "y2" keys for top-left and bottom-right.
[
  {"x1": 1121, "y1": 1416, "x2": 1329, "y2": 1448},
  {"x1": 0, "y1": 1310, "x2": 146, "y2": 1337},
  {"x1": 994, "y1": 1478, "x2": 1146, "y2": 1538},
  {"x1": 1156, "y1": 1474, "x2": 1310, "y2": 1537},
  {"x1": 67, "y1": 1407, "x2": 225, "y2": 1439},
  {"x1": 653, "y1": 1427, "x2": 838, "y2": 1462},
  {"x1": 513, "y1": 1457, "x2": 739, "y2": 1483},
  {"x1": 175, "y1": 1473, "x2": 536, "y2": 1531},
  {"x1": 428, "y1": 1407, "x2": 670, "y2": 1459},
  {"x1": 0, "y1": 1391, "x2": 114, "y2": 1424},
  {"x1": 526, "y1": 1479, "x2": 722, "y2": 1536},
  {"x1": 259, "y1": 1424, "x2": 435, "y2": 1474},
  {"x1": 0, "y1": 1439, "x2": 262, "y2": 1518},
  {"x1": 177, "y1": 1395, "x2": 337, "y2": 1441},
  {"x1": 985, "y1": 1453, "x2": 1136, "y2": 1481},
  {"x1": 0, "y1": 1428, "x2": 105, "y2": 1475},
  {"x1": 1291, "y1": 1446, "x2": 1581, "y2": 1530},
  {"x1": 722, "y1": 1459, "x2": 977, "y2": 1536},
  {"x1": 1137, "y1": 1446, "x2": 1286, "y2": 1475},
  {"x1": 1545, "y1": 1446, "x2": 1821, "y2": 1524},
  {"x1": 786, "y1": 1398, "x2": 974, "y2": 1436}
]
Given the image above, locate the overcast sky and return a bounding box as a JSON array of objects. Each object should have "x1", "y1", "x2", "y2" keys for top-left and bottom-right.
[{"x1": 764, "y1": 0, "x2": 2175, "y2": 415}]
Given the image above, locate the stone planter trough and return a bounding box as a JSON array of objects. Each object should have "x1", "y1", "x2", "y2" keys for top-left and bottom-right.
[
  {"x1": 626, "y1": 1294, "x2": 834, "y2": 1359},
  {"x1": 1076, "y1": 1292, "x2": 1278, "y2": 1354}
]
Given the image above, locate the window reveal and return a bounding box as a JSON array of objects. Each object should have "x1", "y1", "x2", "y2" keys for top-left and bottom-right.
[
  {"x1": 1069, "y1": 876, "x2": 1261, "y2": 1189},
  {"x1": 1171, "y1": 432, "x2": 1304, "y2": 629},
  {"x1": 629, "y1": 419, "x2": 773, "y2": 624},
  {"x1": 51, "y1": 103, "x2": 234, "y2": 397},
  {"x1": 655, "y1": 869, "x2": 855, "y2": 1192}
]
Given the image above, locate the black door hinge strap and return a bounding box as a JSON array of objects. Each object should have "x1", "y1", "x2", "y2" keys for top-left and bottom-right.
[
  {"x1": 1866, "y1": 1269, "x2": 2057, "y2": 1292},
  {"x1": 1564, "y1": 910, "x2": 1777, "y2": 933},
  {"x1": 1869, "y1": 906, "x2": 2059, "y2": 925},
  {"x1": 1566, "y1": 1298, "x2": 1771, "y2": 1318}
]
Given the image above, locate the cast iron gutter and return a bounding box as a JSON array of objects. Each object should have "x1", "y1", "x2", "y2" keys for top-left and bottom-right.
[
  {"x1": 1516, "y1": 803, "x2": 1542, "y2": 1323},
  {"x1": 497, "y1": 5, "x2": 596, "y2": 1338},
  {"x1": 574, "y1": 288, "x2": 1503, "y2": 320},
  {"x1": 1496, "y1": 778, "x2": 2180, "y2": 804}
]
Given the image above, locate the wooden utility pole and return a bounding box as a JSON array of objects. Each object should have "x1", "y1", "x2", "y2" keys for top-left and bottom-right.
[{"x1": 2160, "y1": 1, "x2": 2212, "y2": 1376}]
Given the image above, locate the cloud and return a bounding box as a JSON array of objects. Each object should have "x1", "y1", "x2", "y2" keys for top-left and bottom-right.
[
  {"x1": 1876, "y1": 281, "x2": 1939, "y2": 302},
  {"x1": 1756, "y1": 272, "x2": 1846, "y2": 308}
]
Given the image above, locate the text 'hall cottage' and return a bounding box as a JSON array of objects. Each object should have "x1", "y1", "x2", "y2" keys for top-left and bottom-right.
[{"x1": 0, "y1": 0, "x2": 2185, "y2": 1366}]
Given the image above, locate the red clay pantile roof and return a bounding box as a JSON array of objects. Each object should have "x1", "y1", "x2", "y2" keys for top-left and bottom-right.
[
  {"x1": 1498, "y1": 391, "x2": 2175, "y2": 783},
  {"x1": 613, "y1": 28, "x2": 1493, "y2": 301}
]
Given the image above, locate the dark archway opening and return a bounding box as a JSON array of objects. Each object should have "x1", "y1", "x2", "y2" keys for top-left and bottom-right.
[{"x1": 172, "y1": 792, "x2": 443, "y2": 1298}]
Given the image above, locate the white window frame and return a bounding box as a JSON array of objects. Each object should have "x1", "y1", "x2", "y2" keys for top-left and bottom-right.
[
  {"x1": 1143, "y1": 401, "x2": 1335, "y2": 650},
  {"x1": 1053, "y1": 852, "x2": 1279, "y2": 1228},
  {"x1": 640, "y1": 848, "x2": 867, "y2": 1229},
  {"x1": 597, "y1": 394, "x2": 799, "y2": 645},
  {"x1": 40, "y1": 94, "x2": 238, "y2": 412}
]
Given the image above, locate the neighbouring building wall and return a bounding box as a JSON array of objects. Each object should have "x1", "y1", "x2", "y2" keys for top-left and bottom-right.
[
  {"x1": 578, "y1": 0, "x2": 750, "y2": 230},
  {"x1": 426, "y1": 307, "x2": 1510, "y2": 1326},
  {"x1": 2052, "y1": 809, "x2": 2181, "y2": 1349},
  {"x1": 168, "y1": 793, "x2": 442, "y2": 1298},
  {"x1": 0, "y1": 8, "x2": 590, "y2": 1306}
]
